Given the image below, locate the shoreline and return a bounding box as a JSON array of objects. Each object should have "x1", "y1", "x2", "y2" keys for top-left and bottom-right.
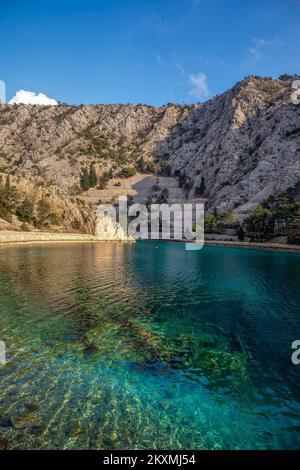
[
  {"x1": 0, "y1": 231, "x2": 100, "y2": 246},
  {"x1": 203, "y1": 240, "x2": 300, "y2": 253},
  {"x1": 150, "y1": 238, "x2": 300, "y2": 253},
  {"x1": 0, "y1": 231, "x2": 299, "y2": 253}
]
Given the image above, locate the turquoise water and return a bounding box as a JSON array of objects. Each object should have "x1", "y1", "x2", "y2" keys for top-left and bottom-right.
[{"x1": 0, "y1": 241, "x2": 300, "y2": 450}]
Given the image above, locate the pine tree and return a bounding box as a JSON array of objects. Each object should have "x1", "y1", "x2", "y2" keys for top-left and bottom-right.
[
  {"x1": 199, "y1": 176, "x2": 206, "y2": 195},
  {"x1": 237, "y1": 226, "x2": 245, "y2": 241},
  {"x1": 89, "y1": 164, "x2": 97, "y2": 187},
  {"x1": 5, "y1": 175, "x2": 11, "y2": 193},
  {"x1": 81, "y1": 168, "x2": 90, "y2": 191},
  {"x1": 195, "y1": 176, "x2": 206, "y2": 196}
]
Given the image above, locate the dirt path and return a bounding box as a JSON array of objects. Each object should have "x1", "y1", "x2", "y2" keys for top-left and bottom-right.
[{"x1": 79, "y1": 172, "x2": 187, "y2": 206}]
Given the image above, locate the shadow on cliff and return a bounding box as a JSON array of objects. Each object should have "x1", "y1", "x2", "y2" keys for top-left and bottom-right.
[{"x1": 151, "y1": 97, "x2": 300, "y2": 211}]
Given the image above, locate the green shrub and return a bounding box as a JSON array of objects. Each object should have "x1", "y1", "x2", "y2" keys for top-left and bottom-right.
[
  {"x1": 72, "y1": 219, "x2": 81, "y2": 230},
  {"x1": 237, "y1": 226, "x2": 245, "y2": 241},
  {"x1": 89, "y1": 164, "x2": 97, "y2": 187},
  {"x1": 279, "y1": 74, "x2": 294, "y2": 81},
  {"x1": 160, "y1": 161, "x2": 171, "y2": 176},
  {"x1": 244, "y1": 204, "x2": 274, "y2": 236},
  {"x1": 138, "y1": 158, "x2": 147, "y2": 172},
  {"x1": 287, "y1": 233, "x2": 300, "y2": 245},
  {"x1": 16, "y1": 199, "x2": 33, "y2": 222},
  {"x1": 195, "y1": 176, "x2": 206, "y2": 196},
  {"x1": 81, "y1": 164, "x2": 98, "y2": 190},
  {"x1": 0, "y1": 174, "x2": 18, "y2": 212},
  {"x1": 81, "y1": 167, "x2": 90, "y2": 191},
  {"x1": 33, "y1": 218, "x2": 43, "y2": 229},
  {"x1": 146, "y1": 162, "x2": 156, "y2": 173},
  {"x1": 37, "y1": 198, "x2": 51, "y2": 220},
  {"x1": 122, "y1": 167, "x2": 136, "y2": 178},
  {"x1": 192, "y1": 224, "x2": 202, "y2": 234},
  {"x1": 0, "y1": 203, "x2": 12, "y2": 222},
  {"x1": 204, "y1": 214, "x2": 217, "y2": 233}
]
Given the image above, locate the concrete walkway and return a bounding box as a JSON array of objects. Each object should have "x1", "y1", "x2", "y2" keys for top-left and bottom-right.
[{"x1": 0, "y1": 231, "x2": 99, "y2": 245}]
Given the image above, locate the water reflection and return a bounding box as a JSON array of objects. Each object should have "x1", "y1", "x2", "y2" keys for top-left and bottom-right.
[{"x1": 0, "y1": 242, "x2": 300, "y2": 449}]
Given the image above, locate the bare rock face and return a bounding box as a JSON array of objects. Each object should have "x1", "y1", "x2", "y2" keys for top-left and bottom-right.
[
  {"x1": 157, "y1": 76, "x2": 300, "y2": 214},
  {"x1": 0, "y1": 102, "x2": 189, "y2": 192},
  {"x1": 0, "y1": 75, "x2": 299, "y2": 233},
  {"x1": 0, "y1": 103, "x2": 189, "y2": 232}
]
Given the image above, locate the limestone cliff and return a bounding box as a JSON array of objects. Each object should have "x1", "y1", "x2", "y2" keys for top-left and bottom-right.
[
  {"x1": 157, "y1": 76, "x2": 300, "y2": 214},
  {"x1": 0, "y1": 75, "x2": 299, "y2": 232},
  {"x1": 96, "y1": 213, "x2": 134, "y2": 242}
]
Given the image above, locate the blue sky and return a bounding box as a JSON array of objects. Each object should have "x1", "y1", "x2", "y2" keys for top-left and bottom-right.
[{"x1": 1, "y1": 0, "x2": 300, "y2": 105}]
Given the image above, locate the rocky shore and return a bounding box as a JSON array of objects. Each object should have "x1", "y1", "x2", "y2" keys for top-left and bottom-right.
[
  {"x1": 0, "y1": 230, "x2": 99, "y2": 245},
  {"x1": 204, "y1": 240, "x2": 300, "y2": 252},
  {"x1": 0, "y1": 231, "x2": 299, "y2": 252}
]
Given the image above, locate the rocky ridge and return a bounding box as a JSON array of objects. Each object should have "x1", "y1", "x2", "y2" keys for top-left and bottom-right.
[
  {"x1": 0, "y1": 75, "x2": 299, "y2": 233},
  {"x1": 158, "y1": 76, "x2": 300, "y2": 215}
]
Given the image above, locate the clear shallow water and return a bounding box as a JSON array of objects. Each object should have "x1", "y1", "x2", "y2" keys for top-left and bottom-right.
[{"x1": 0, "y1": 241, "x2": 300, "y2": 450}]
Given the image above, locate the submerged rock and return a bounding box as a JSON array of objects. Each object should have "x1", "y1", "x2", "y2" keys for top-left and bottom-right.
[
  {"x1": 12, "y1": 413, "x2": 42, "y2": 430},
  {"x1": 0, "y1": 416, "x2": 13, "y2": 428},
  {"x1": 24, "y1": 401, "x2": 39, "y2": 412}
]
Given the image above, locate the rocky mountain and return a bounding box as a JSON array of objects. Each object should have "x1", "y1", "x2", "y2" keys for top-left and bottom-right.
[
  {"x1": 0, "y1": 102, "x2": 188, "y2": 191},
  {"x1": 0, "y1": 75, "x2": 299, "y2": 232},
  {"x1": 157, "y1": 76, "x2": 300, "y2": 216},
  {"x1": 0, "y1": 102, "x2": 188, "y2": 232}
]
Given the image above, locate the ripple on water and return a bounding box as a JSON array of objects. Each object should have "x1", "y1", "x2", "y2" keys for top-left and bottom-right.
[{"x1": 0, "y1": 242, "x2": 300, "y2": 449}]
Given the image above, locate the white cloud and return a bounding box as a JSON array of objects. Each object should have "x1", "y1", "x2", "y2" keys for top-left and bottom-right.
[
  {"x1": 248, "y1": 37, "x2": 282, "y2": 63},
  {"x1": 176, "y1": 64, "x2": 210, "y2": 100},
  {"x1": 9, "y1": 90, "x2": 58, "y2": 106},
  {"x1": 188, "y1": 72, "x2": 209, "y2": 99}
]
